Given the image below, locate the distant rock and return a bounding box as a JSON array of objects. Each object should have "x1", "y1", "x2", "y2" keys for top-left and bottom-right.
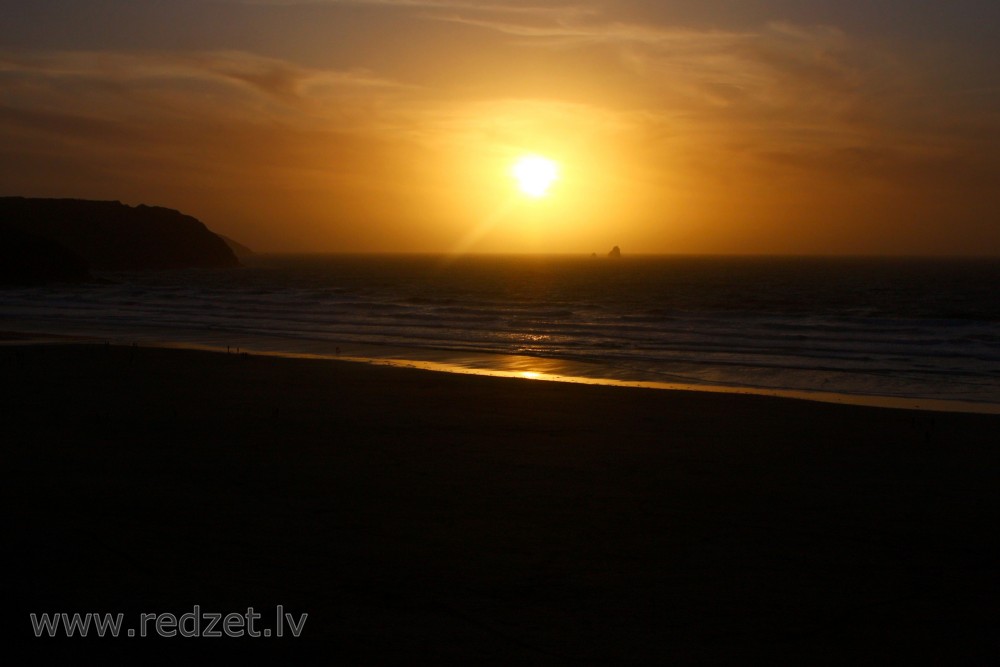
[
  {"x1": 608, "y1": 245, "x2": 621, "y2": 258},
  {"x1": 0, "y1": 197, "x2": 239, "y2": 271},
  {"x1": 0, "y1": 226, "x2": 91, "y2": 285},
  {"x1": 220, "y1": 235, "x2": 254, "y2": 258}
]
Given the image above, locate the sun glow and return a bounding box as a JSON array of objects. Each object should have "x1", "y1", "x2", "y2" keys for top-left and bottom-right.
[{"x1": 512, "y1": 155, "x2": 559, "y2": 198}]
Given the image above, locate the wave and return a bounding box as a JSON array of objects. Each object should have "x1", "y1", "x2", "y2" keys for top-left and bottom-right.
[{"x1": 3, "y1": 255, "x2": 999, "y2": 406}]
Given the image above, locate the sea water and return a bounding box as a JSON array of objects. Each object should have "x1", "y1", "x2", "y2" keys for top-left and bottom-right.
[{"x1": 3, "y1": 254, "x2": 999, "y2": 412}]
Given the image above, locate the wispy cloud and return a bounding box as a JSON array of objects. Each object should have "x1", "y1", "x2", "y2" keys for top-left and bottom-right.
[
  {"x1": 0, "y1": 50, "x2": 423, "y2": 192},
  {"x1": 0, "y1": 49, "x2": 420, "y2": 145},
  {"x1": 428, "y1": 11, "x2": 998, "y2": 181},
  {"x1": 222, "y1": 0, "x2": 593, "y2": 17},
  {"x1": 0, "y1": 50, "x2": 406, "y2": 101}
]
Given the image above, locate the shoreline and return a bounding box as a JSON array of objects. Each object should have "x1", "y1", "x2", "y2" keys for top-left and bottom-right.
[{"x1": 4, "y1": 329, "x2": 998, "y2": 415}]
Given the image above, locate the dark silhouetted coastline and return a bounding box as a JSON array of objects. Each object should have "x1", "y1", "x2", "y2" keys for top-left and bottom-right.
[{"x1": 0, "y1": 197, "x2": 239, "y2": 271}]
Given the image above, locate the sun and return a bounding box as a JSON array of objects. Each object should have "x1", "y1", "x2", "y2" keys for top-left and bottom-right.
[{"x1": 512, "y1": 155, "x2": 559, "y2": 198}]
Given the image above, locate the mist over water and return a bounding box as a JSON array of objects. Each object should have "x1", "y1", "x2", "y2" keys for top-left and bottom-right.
[{"x1": 3, "y1": 254, "x2": 1000, "y2": 409}]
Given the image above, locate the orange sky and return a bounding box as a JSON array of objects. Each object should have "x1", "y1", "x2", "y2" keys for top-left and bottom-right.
[{"x1": 1, "y1": 1, "x2": 998, "y2": 255}]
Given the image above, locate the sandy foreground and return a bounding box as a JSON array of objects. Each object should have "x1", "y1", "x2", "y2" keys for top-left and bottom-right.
[{"x1": 5, "y1": 344, "x2": 1000, "y2": 662}]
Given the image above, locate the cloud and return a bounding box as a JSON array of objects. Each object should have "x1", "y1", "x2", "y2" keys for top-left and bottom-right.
[
  {"x1": 222, "y1": 0, "x2": 593, "y2": 18},
  {"x1": 429, "y1": 10, "x2": 1000, "y2": 184},
  {"x1": 0, "y1": 47, "x2": 430, "y2": 182},
  {"x1": 0, "y1": 50, "x2": 406, "y2": 105},
  {"x1": 0, "y1": 50, "x2": 424, "y2": 195},
  {"x1": 434, "y1": 16, "x2": 871, "y2": 107}
]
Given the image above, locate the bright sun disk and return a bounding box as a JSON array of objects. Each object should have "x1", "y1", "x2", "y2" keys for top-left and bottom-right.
[{"x1": 512, "y1": 155, "x2": 558, "y2": 198}]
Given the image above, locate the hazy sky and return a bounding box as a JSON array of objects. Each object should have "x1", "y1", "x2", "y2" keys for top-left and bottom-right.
[{"x1": 2, "y1": 0, "x2": 998, "y2": 254}]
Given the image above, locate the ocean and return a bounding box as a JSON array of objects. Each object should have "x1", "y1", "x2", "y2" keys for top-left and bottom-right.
[{"x1": 3, "y1": 254, "x2": 1000, "y2": 412}]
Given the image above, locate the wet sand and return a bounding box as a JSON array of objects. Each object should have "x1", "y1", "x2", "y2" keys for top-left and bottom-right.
[{"x1": 6, "y1": 344, "x2": 1000, "y2": 662}]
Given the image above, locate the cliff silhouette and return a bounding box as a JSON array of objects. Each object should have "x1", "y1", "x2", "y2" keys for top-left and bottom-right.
[
  {"x1": 0, "y1": 197, "x2": 240, "y2": 274},
  {"x1": 219, "y1": 234, "x2": 254, "y2": 258},
  {"x1": 0, "y1": 226, "x2": 90, "y2": 285}
]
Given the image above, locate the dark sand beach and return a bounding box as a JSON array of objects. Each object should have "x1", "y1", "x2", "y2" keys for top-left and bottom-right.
[{"x1": 6, "y1": 344, "x2": 1000, "y2": 662}]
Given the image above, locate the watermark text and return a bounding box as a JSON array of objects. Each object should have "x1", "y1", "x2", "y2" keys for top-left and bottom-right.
[{"x1": 30, "y1": 606, "x2": 307, "y2": 639}]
